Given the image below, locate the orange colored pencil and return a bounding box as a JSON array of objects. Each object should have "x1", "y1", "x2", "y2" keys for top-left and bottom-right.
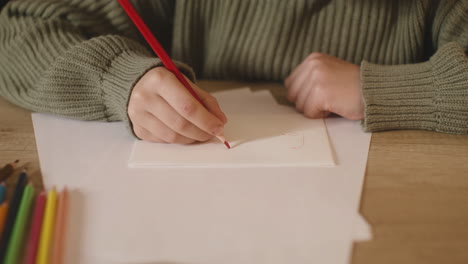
[
  {"x1": 51, "y1": 187, "x2": 69, "y2": 264},
  {"x1": 0, "y1": 202, "x2": 8, "y2": 236}
]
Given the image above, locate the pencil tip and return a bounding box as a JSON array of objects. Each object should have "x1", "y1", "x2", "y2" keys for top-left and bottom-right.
[
  {"x1": 224, "y1": 141, "x2": 231, "y2": 149},
  {"x1": 14, "y1": 160, "x2": 19, "y2": 163}
]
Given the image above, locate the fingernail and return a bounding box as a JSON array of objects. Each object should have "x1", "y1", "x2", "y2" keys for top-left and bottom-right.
[{"x1": 213, "y1": 125, "x2": 224, "y2": 135}]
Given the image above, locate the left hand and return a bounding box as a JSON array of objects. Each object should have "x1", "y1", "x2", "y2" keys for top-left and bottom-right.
[{"x1": 285, "y1": 53, "x2": 364, "y2": 120}]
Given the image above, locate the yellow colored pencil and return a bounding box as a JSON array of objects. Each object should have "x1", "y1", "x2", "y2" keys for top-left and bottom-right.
[
  {"x1": 0, "y1": 202, "x2": 8, "y2": 236},
  {"x1": 51, "y1": 187, "x2": 69, "y2": 264},
  {"x1": 36, "y1": 187, "x2": 58, "y2": 264}
]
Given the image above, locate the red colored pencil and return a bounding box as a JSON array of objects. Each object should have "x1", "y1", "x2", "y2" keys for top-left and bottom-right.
[
  {"x1": 0, "y1": 202, "x2": 8, "y2": 236},
  {"x1": 117, "y1": 0, "x2": 230, "y2": 149},
  {"x1": 24, "y1": 191, "x2": 47, "y2": 264}
]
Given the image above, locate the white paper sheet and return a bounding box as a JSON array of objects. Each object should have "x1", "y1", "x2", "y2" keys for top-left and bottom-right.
[
  {"x1": 353, "y1": 214, "x2": 373, "y2": 242},
  {"x1": 129, "y1": 89, "x2": 335, "y2": 168},
  {"x1": 213, "y1": 88, "x2": 296, "y2": 114},
  {"x1": 33, "y1": 112, "x2": 371, "y2": 264},
  {"x1": 130, "y1": 114, "x2": 334, "y2": 168}
]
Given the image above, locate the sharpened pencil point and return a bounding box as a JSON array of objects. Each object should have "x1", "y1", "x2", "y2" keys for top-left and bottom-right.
[{"x1": 224, "y1": 141, "x2": 231, "y2": 149}]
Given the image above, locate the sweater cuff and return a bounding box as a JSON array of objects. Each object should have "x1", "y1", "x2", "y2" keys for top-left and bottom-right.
[
  {"x1": 360, "y1": 42, "x2": 468, "y2": 134},
  {"x1": 102, "y1": 51, "x2": 196, "y2": 123}
]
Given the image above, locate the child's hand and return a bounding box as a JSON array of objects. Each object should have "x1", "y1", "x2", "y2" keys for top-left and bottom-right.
[
  {"x1": 285, "y1": 53, "x2": 364, "y2": 120},
  {"x1": 128, "y1": 67, "x2": 227, "y2": 144}
]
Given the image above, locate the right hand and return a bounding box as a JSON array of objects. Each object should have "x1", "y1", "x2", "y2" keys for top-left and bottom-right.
[{"x1": 128, "y1": 67, "x2": 227, "y2": 144}]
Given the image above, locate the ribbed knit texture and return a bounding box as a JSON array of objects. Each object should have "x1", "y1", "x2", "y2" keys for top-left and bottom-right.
[
  {"x1": 0, "y1": 0, "x2": 193, "y2": 123},
  {"x1": 362, "y1": 43, "x2": 468, "y2": 134},
  {"x1": 0, "y1": 0, "x2": 467, "y2": 133}
]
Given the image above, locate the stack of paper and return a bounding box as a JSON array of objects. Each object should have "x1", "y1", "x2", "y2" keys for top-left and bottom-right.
[
  {"x1": 32, "y1": 87, "x2": 372, "y2": 264},
  {"x1": 129, "y1": 88, "x2": 336, "y2": 167}
]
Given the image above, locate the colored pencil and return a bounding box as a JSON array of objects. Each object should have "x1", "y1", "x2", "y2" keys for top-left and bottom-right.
[
  {"x1": 0, "y1": 171, "x2": 27, "y2": 260},
  {"x1": 51, "y1": 187, "x2": 69, "y2": 264},
  {"x1": 24, "y1": 191, "x2": 46, "y2": 264},
  {"x1": 36, "y1": 187, "x2": 57, "y2": 264},
  {"x1": 4, "y1": 184, "x2": 35, "y2": 264},
  {"x1": 0, "y1": 182, "x2": 5, "y2": 203},
  {"x1": 0, "y1": 160, "x2": 19, "y2": 182},
  {"x1": 0, "y1": 203, "x2": 8, "y2": 236},
  {"x1": 117, "y1": 0, "x2": 230, "y2": 149}
]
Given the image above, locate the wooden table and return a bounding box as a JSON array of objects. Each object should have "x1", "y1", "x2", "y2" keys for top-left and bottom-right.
[{"x1": 1, "y1": 80, "x2": 468, "y2": 264}]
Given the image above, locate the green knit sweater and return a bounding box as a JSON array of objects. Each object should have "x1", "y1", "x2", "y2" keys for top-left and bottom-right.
[{"x1": 0, "y1": 0, "x2": 467, "y2": 133}]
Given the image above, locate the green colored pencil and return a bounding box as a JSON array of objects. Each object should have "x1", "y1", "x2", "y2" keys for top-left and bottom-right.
[{"x1": 4, "y1": 184, "x2": 35, "y2": 264}]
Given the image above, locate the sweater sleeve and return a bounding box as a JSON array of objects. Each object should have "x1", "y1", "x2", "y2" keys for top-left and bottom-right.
[
  {"x1": 0, "y1": 0, "x2": 195, "y2": 122},
  {"x1": 360, "y1": 1, "x2": 468, "y2": 134}
]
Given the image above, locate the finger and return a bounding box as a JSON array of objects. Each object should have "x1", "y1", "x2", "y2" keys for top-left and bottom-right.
[
  {"x1": 145, "y1": 95, "x2": 213, "y2": 142},
  {"x1": 286, "y1": 64, "x2": 310, "y2": 102},
  {"x1": 196, "y1": 88, "x2": 228, "y2": 124},
  {"x1": 183, "y1": 76, "x2": 228, "y2": 124},
  {"x1": 303, "y1": 104, "x2": 325, "y2": 119},
  {"x1": 139, "y1": 111, "x2": 196, "y2": 144},
  {"x1": 295, "y1": 82, "x2": 313, "y2": 112},
  {"x1": 303, "y1": 94, "x2": 329, "y2": 119},
  {"x1": 322, "y1": 111, "x2": 331, "y2": 118},
  {"x1": 133, "y1": 125, "x2": 166, "y2": 143},
  {"x1": 288, "y1": 69, "x2": 312, "y2": 111},
  {"x1": 285, "y1": 59, "x2": 307, "y2": 88},
  {"x1": 286, "y1": 54, "x2": 326, "y2": 102},
  {"x1": 157, "y1": 74, "x2": 225, "y2": 136},
  {"x1": 286, "y1": 53, "x2": 322, "y2": 86}
]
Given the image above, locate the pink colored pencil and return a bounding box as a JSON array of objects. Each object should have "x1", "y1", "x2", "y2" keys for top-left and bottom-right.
[
  {"x1": 24, "y1": 191, "x2": 47, "y2": 264},
  {"x1": 51, "y1": 187, "x2": 69, "y2": 264}
]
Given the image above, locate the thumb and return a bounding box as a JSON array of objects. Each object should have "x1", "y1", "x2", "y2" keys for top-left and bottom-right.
[{"x1": 303, "y1": 102, "x2": 331, "y2": 119}]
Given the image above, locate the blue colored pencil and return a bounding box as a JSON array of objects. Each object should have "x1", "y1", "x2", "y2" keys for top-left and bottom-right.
[
  {"x1": 0, "y1": 183, "x2": 6, "y2": 203},
  {"x1": 0, "y1": 171, "x2": 27, "y2": 261}
]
